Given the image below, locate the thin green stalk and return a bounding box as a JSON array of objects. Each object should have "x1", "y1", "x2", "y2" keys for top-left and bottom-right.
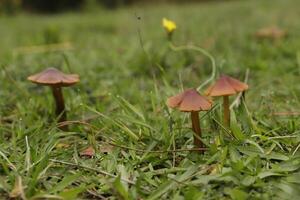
[{"x1": 168, "y1": 42, "x2": 216, "y2": 90}]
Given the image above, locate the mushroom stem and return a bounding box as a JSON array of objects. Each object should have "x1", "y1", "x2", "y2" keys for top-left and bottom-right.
[
  {"x1": 51, "y1": 87, "x2": 67, "y2": 130},
  {"x1": 223, "y1": 95, "x2": 230, "y2": 127},
  {"x1": 191, "y1": 111, "x2": 204, "y2": 152}
]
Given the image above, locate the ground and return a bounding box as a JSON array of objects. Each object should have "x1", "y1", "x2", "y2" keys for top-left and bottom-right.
[{"x1": 0, "y1": 0, "x2": 300, "y2": 199}]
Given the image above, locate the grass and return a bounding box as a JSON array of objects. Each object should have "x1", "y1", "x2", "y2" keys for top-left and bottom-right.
[{"x1": 0, "y1": 0, "x2": 300, "y2": 199}]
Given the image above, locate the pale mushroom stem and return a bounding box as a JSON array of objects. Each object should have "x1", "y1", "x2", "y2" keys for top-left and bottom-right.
[
  {"x1": 51, "y1": 86, "x2": 67, "y2": 130},
  {"x1": 223, "y1": 95, "x2": 230, "y2": 127},
  {"x1": 191, "y1": 111, "x2": 204, "y2": 152}
]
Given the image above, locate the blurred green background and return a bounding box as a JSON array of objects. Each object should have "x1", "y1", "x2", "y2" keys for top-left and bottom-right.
[
  {"x1": 1, "y1": 0, "x2": 300, "y2": 199},
  {"x1": 1, "y1": 0, "x2": 235, "y2": 13}
]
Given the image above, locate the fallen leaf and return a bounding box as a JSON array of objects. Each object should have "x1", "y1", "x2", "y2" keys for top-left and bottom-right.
[
  {"x1": 80, "y1": 146, "x2": 95, "y2": 157},
  {"x1": 9, "y1": 176, "x2": 25, "y2": 199},
  {"x1": 100, "y1": 144, "x2": 114, "y2": 153},
  {"x1": 56, "y1": 143, "x2": 70, "y2": 149}
]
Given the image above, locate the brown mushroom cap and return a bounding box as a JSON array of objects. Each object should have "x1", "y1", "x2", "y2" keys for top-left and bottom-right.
[
  {"x1": 28, "y1": 67, "x2": 79, "y2": 87},
  {"x1": 167, "y1": 89, "x2": 212, "y2": 112},
  {"x1": 205, "y1": 75, "x2": 248, "y2": 97},
  {"x1": 255, "y1": 26, "x2": 287, "y2": 39}
]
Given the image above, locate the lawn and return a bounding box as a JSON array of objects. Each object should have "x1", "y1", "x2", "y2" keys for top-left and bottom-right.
[{"x1": 0, "y1": 0, "x2": 300, "y2": 199}]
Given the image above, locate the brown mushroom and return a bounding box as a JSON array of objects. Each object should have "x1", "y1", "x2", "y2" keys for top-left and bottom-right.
[
  {"x1": 205, "y1": 75, "x2": 248, "y2": 127},
  {"x1": 167, "y1": 89, "x2": 212, "y2": 151},
  {"x1": 255, "y1": 26, "x2": 287, "y2": 40},
  {"x1": 28, "y1": 67, "x2": 79, "y2": 130}
]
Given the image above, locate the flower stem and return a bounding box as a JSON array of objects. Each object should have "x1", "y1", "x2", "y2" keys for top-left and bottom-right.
[{"x1": 168, "y1": 42, "x2": 216, "y2": 90}]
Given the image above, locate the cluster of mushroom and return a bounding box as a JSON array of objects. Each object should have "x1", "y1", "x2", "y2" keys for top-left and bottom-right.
[
  {"x1": 167, "y1": 75, "x2": 248, "y2": 153},
  {"x1": 27, "y1": 67, "x2": 248, "y2": 154}
]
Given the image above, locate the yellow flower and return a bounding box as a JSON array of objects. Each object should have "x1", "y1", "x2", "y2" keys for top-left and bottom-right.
[{"x1": 162, "y1": 18, "x2": 177, "y2": 34}]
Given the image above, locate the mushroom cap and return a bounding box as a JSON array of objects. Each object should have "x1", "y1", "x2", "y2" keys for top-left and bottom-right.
[
  {"x1": 255, "y1": 26, "x2": 287, "y2": 39},
  {"x1": 205, "y1": 75, "x2": 248, "y2": 97},
  {"x1": 28, "y1": 67, "x2": 79, "y2": 87},
  {"x1": 167, "y1": 89, "x2": 212, "y2": 112}
]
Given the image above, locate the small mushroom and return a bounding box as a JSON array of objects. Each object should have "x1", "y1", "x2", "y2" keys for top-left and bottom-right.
[
  {"x1": 205, "y1": 75, "x2": 248, "y2": 127},
  {"x1": 255, "y1": 26, "x2": 287, "y2": 40},
  {"x1": 28, "y1": 67, "x2": 79, "y2": 130},
  {"x1": 167, "y1": 89, "x2": 212, "y2": 151}
]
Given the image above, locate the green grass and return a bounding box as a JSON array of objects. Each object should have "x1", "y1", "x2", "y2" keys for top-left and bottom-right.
[{"x1": 1, "y1": 0, "x2": 300, "y2": 199}]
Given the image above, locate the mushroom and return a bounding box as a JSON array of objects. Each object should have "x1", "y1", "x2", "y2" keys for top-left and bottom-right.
[
  {"x1": 205, "y1": 75, "x2": 248, "y2": 127},
  {"x1": 255, "y1": 26, "x2": 287, "y2": 40},
  {"x1": 167, "y1": 89, "x2": 212, "y2": 151},
  {"x1": 28, "y1": 67, "x2": 79, "y2": 130}
]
